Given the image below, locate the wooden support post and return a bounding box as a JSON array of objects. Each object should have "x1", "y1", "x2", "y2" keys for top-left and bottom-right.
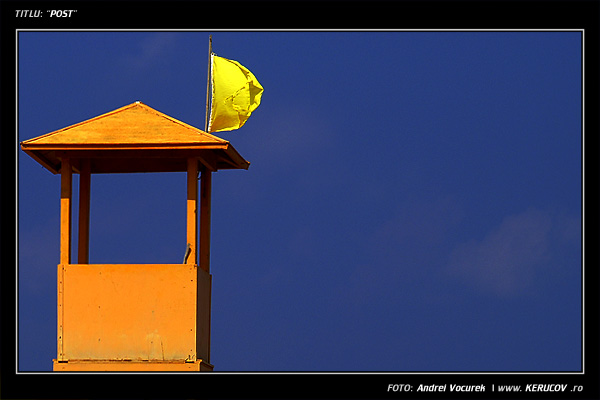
[
  {"x1": 60, "y1": 158, "x2": 72, "y2": 265},
  {"x1": 58, "y1": 157, "x2": 72, "y2": 361},
  {"x1": 199, "y1": 167, "x2": 212, "y2": 273},
  {"x1": 78, "y1": 159, "x2": 91, "y2": 264},
  {"x1": 186, "y1": 158, "x2": 199, "y2": 265}
]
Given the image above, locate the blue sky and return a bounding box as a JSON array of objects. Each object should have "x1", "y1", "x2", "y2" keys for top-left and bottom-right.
[{"x1": 18, "y1": 31, "x2": 582, "y2": 372}]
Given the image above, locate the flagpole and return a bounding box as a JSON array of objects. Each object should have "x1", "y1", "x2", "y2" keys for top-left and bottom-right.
[{"x1": 204, "y1": 34, "x2": 213, "y2": 133}]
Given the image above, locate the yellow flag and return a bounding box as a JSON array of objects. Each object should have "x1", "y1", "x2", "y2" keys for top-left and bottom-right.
[{"x1": 208, "y1": 54, "x2": 264, "y2": 132}]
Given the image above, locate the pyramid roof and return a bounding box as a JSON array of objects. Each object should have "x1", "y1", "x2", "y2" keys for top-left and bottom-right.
[{"x1": 20, "y1": 101, "x2": 249, "y2": 174}]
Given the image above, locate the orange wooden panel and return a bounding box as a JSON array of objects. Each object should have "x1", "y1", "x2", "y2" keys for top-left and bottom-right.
[{"x1": 61, "y1": 264, "x2": 197, "y2": 362}]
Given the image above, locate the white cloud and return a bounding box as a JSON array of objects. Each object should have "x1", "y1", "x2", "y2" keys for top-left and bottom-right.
[{"x1": 445, "y1": 208, "x2": 553, "y2": 297}]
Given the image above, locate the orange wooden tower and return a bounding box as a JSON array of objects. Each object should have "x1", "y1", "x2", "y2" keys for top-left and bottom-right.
[{"x1": 20, "y1": 101, "x2": 249, "y2": 371}]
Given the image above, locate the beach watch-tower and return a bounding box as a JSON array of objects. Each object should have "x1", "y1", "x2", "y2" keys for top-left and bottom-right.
[{"x1": 20, "y1": 101, "x2": 249, "y2": 371}]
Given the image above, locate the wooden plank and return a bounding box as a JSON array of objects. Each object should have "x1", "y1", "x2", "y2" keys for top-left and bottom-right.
[
  {"x1": 53, "y1": 359, "x2": 213, "y2": 371},
  {"x1": 186, "y1": 158, "x2": 198, "y2": 265},
  {"x1": 199, "y1": 168, "x2": 212, "y2": 273},
  {"x1": 78, "y1": 159, "x2": 91, "y2": 264},
  {"x1": 46, "y1": 149, "x2": 226, "y2": 159},
  {"x1": 21, "y1": 146, "x2": 249, "y2": 174},
  {"x1": 60, "y1": 158, "x2": 72, "y2": 265},
  {"x1": 21, "y1": 144, "x2": 231, "y2": 151}
]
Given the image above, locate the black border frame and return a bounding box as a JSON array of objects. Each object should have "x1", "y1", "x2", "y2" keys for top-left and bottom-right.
[{"x1": 2, "y1": 1, "x2": 598, "y2": 399}]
